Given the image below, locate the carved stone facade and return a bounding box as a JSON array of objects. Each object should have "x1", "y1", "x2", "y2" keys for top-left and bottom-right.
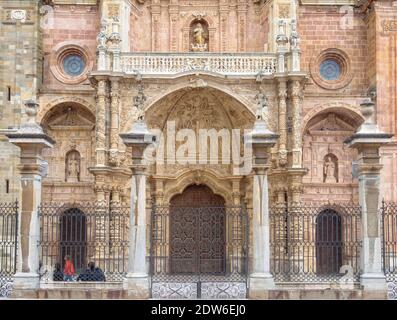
[{"x1": 1, "y1": 0, "x2": 397, "y2": 299}]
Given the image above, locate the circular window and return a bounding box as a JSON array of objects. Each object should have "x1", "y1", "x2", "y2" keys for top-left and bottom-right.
[
  {"x1": 320, "y1": 59, "x2": 341, "y2": 81},
  {"x1": 63, "y1": 54, "x2": 85, "y2": 77},
  {"x1": 310, "y1": 49, "x2": 352, "y2": 90},
  {"x1": 49, "y1": 43, "x2": 93, "y2": 85}
]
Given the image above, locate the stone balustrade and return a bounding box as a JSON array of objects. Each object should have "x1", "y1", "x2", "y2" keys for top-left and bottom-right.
[{"x1": 119, "y1": 52, "x2": 277, "y2": 76}]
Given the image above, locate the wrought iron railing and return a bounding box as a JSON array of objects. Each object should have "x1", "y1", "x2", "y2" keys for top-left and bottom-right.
[
  {"x1": 381, "y1": 201, "x2": 397, "y2": 282},
  {"x1": 0, "y1": 201, "x2": 18, "y2": 297},
  {"x1": 38, "y1": 202, "x2": 129, "y2": 283},
  {"x1": 150, "y1": 205, "x2": 249, "y2": 299},
  {"x1": 120, "y1": 52, "x2": 277, "y2": 76},
  {"x1": 270, "y1": 202, "x2": 362, "y2": 284}
]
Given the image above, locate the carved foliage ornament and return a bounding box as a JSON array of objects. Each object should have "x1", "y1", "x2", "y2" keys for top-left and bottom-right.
[
  {"x1": 108, "y1": 4, "x2": 119, "y2": 19},
  {"x1": 279, "y1": 4, "x2": 290, "y2": 19},
  {"x1": 382, "y1": 20, "x2": 397, "y2": 32}
]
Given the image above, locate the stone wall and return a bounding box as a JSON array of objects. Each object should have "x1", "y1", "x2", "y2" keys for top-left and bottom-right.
[{"x1": 0, "y1": 0, "x2": 43, "y2": 202}]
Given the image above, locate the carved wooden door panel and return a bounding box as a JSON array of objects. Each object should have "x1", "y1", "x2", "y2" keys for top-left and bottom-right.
[{"x1": 170, "y1": 185, "x2": 226, "y2": 274}]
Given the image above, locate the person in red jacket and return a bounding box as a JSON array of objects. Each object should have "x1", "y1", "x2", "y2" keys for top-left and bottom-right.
[{"x1": 63, "y1": 255, "x2": 75, "y2": 281}]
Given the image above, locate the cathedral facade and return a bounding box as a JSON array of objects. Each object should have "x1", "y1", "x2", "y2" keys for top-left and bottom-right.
[{"x1": 1, "y1": 0, "x2": 397, "y2": 299}]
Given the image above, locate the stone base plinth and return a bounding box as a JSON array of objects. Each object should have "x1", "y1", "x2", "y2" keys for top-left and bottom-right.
[
  {"x1": 248, "y1": 273, "x2": 275, "y2": 298},
  {"x1": 122, "y1": 274, "x2": 150, "y2": 299},
  {"x1": 11, "y1": 272, "x2": 40, "y2": 299},
  {"x1": 360, "y1": 273, "x2": 387, "y2": 292}
]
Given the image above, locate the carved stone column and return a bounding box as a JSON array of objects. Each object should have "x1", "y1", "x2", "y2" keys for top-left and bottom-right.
[
  {"x1": 120, "y1": 121, "x2": 155, "y2": 298},
  {"x1": 6, "y1": 101, "x2": 54, "y2": 296},
  {"x1": 95, "y1": 78, "x2": 108, "y2": 167},
  {"x1": 109, "y1": 77, "x2": 120, "y2": 166},
  {"x1": 245, "y1": 119, "x2": 278, "y2": 297},
  {"x1": 345, "y1": 99, "x2": 392, "y2": 295},
  {"x1": 151, "y1": 1, "x2": 161, "y2": 51},
  {"x1": 219, "y1": 4, "x2": 228, "y2": 52},
  {"x1": 108, "y1": 18, "x2": 122, "y2": 72},
  {"x1": 277, "y1": 78, "x2": 288, "y2": 167},
  {"x1": 237, "y1": 1, "x2": 247, "y2": 52},
  {"x1": 276, "y1": 20, "x2": 288, "y2": 74},
  {"x1": 169, "y1": 2, "x2": 179, "y2": 52},
  {"x1": 290, "y1": 79, "x2": 303, "y2": 169}
]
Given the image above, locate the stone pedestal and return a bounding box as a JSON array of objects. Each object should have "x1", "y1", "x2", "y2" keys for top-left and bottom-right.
[
  {"x1": 120, "y1": 121, "x2": 155, "y2": 298},
  {"x1": 5, "y1": 100, "x2": 54, "y2": 295},
  {"x1": 345, "y1": 99, "x2": 393, "y2": 294},
  {"x1": 245, "y1": 120, "x2": 278, "y2": 296}
]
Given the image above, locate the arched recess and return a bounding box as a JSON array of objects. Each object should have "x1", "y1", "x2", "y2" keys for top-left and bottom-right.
[
  {"x1": 301, "y1": 104, "x2": 363, "y2": 201},
  {"x1": 181, "y1": 15, "x2": 216, "y2": 52},
  {"x1": 163, "y1": 169, "x2": 234, "y2": 205},
  {"x1": 59, "y1": 208, "x2": 87, "y2": 272},
  {"x1": 40, "y1": 102, "x2": 96, "y2": 201},
  {"x1": 315, "y1": 208, "x2": 342, "y2": 275},
  {"x1": 140, "y1": 84, "x2": 255, "y2": 177},
  {"x1": 137, "y1": 78, "x2": 256, "y2": 128}
]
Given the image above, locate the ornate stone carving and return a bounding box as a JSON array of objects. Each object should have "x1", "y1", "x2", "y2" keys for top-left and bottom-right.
[
  {"x1": 188, "y1": 77, "x2": 208, "y2": 89},
  {"x1": 108, "y1": 4, "x2": 119, "y2": 20},
  {"x1": 11, "y1": 9, "x2": 27, "y2": 21},
  {"x1": 97, "y1": 19, "x2": 108, "y2": 48},
  {"x1": 95, "y1": 79, "x2": 107, "y2": 166},
  {"x1": 279, "y1": 4, "x2": 290, "y2": 19},
  {"x1": 382, "y1": 20, "x2": 397, "y2": 32},
  {"x1": 120, "y1": 53, "x2": 277, "y2": 76},
  {"x1": 290, "y1": 19, "x2": 300, "y2": 50}
]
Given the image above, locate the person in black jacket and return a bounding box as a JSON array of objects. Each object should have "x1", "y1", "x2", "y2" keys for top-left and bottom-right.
[
  {"x1": 53, "y1": 263, "x2": 64, "y2": 281},
  {"x1": 77, "y1": 262, "x2": 106, "y2": 281}
]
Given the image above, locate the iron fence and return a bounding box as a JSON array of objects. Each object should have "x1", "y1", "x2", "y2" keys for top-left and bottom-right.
[
  {"x1": 38, "y1": 202, "x2": 129, "y2": 283},
  {"x1": 150, "y1": 205, "x2": 249, "y2": 299},
  {"x1": 0, "y1": 201, "x2": 18, "y2": 297},
  {"x1": 381, "y1": 201, "x2": 397, "y2": 282},
  {"x1": 270, "y1": 202, "x2": 362, "y2": 283}
]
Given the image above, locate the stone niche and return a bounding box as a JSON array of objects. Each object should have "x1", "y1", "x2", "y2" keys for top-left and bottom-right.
[
  {"x1": 302, "y1": 111, "x2": 360, "y2": 202},
  {"x1": 40, "y1": 102, "x2": 96, "y2": 202}
]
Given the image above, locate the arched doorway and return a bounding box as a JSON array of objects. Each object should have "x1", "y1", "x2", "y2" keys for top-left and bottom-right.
[
  {"x1": 315, "y1": 209, "x2": 343, "y2": 275},
  {"x1": 59, "y1": 208, "x2": 87, "y2": 272},
  {"x1": 169, "y1": 185, "x2": 226, "y2": 274}
]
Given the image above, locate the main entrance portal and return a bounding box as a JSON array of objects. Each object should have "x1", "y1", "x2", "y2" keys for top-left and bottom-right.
[
  {"x1": 150, "y1": 184, "x2": 248, "y2": 299},
  {"x1": 170, "y1": 185, "x2": 226, "y2": 274}
]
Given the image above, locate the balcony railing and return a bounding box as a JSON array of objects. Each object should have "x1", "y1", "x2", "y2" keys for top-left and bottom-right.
[{"x1": 120, "y1": 52, "x2": 277, "y2": 76}]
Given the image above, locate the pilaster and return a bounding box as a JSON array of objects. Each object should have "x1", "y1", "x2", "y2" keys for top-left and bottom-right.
[
  {"x1": 6, "y1": 100, "x2": 54, "y2": 295},
  {"x1": 345, "y1": 99, "x2": 393, "y2": 294}
]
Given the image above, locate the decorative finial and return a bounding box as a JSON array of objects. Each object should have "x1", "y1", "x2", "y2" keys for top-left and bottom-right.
[{"x1": 25, "y1": 99, "x2": 39, "y2": 124}]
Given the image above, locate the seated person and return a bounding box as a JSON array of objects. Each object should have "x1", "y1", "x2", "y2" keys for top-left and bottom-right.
[
  {"x1": 77, "y1": 262, "x2": 106, "y2": 281},
  {"x1": 53, "y1": 263, "x2": 64, "y2": 281}
]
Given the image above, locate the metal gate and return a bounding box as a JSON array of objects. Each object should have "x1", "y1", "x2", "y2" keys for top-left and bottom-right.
[
  {"x1": 150, "y1": 204, "x2": 249, "y2": 299},
  {"x1": 0, "y1": 201, "x2": 18, "y2": 298}
]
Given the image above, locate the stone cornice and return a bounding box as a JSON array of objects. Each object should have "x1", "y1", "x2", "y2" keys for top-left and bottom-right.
[{"x1": 299, "y1": 0, "x2": 358, "y2": 5}]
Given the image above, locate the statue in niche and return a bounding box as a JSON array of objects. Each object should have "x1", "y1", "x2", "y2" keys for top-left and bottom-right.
[
  {"x1": 323, "y1": 155, "x2": 338, "y2": 183},
  {"x1": 66, "y1": 150, "x2": 80, "y2": 182},
  {"x1": 131, "y1": 84, "x2": 146, "y2": 122},
  {"x1": 255, "y1": 92, "x2": 268, "y2": 120},
  {"x1": 190, "y1": 21, "x2": 209, "y2": 52}
]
